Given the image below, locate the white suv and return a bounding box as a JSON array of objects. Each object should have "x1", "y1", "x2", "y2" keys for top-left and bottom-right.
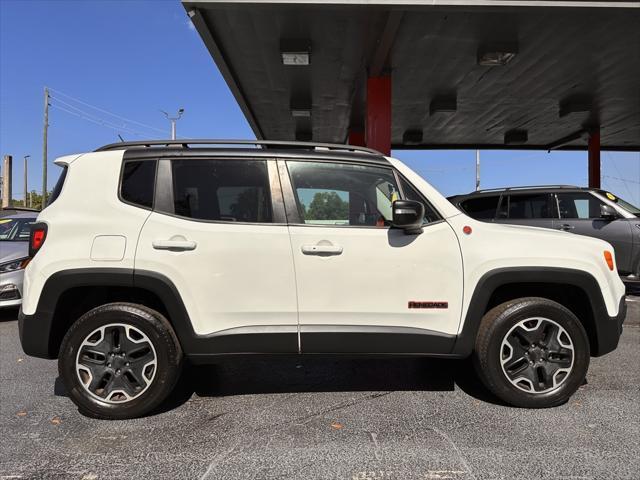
[{"x1": 19, "y1": 140, "x2": 627, "y2": 419}]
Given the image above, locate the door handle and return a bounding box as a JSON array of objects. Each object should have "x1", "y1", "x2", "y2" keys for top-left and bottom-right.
[
  {"x1": 301, "y1": 244, "x2": 343, "y2": 255},
  {"x1": 557, "y1": 224, "x2": 575, "y2": 231},
  {"x1": 152, "y1": 239, "x2": 197, "y2": 251}
]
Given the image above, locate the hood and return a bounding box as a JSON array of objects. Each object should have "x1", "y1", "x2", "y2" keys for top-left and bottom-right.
[{"x1": 0, "y1": 241, "x2": 29, "y2": 264}]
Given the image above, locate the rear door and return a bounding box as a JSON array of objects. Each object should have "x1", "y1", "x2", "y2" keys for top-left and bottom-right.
[
  {"x1": 494, "y1": 192, "x2": 556, "y2": 229},
  {"x1": 553, "y1": 191, "x2": 634, "y2": 272},
  {"x1": 135, "y1": 157, "x2": 299, "y2": 351}
]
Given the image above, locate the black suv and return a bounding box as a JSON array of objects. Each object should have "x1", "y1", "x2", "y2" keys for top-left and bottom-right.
[{"x1": 449, "y1": 186, "x2": 640, "y2": 277}]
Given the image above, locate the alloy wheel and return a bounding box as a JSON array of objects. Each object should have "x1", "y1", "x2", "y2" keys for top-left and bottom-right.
[
  {"x1": 500, "y1": 317, "x2": 574, "y2": 394},
  {"x1": 75, "y1": 323, "x2": 157, "y2": 404}
]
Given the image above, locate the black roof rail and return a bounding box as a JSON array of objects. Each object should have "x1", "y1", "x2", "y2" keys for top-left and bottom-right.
[
  {"x1": 94, "y1": 139, "x2": 383, "y2": 156},
  {"x1": 473, "y1": 184, "x2": 580, "y2": 194}
]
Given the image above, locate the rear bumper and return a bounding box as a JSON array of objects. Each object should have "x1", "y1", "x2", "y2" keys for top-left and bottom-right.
[
  {"x1": 593, "y1": 295, "x2": 626, "y2": 357},
  {"x1": 18, "y1": 308, "x2": 57, "y2": 359}
]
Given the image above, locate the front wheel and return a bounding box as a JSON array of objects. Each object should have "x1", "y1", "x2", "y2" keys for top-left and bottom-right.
[
  {"x1": 59, "y1": 303, "x2": 183, "y2": 419},
  {"x1": 473, "y1": 297, "x2": 590, "y2": 408}
]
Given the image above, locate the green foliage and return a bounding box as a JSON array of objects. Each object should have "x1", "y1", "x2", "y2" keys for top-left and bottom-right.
[
  {"x1": 10, "y1": 190, "x2": 50, "y2": 211},
  {"x1": 306, "y1": 191, "x2": 348, "y2": 220}
]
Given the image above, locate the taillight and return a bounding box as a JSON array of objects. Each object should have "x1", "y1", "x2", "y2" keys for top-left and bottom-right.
[
  {"x1": 29, "y1": 223, "x2": 48, "y2": 257},
  {"x1": 603, "y1": 250, "x2": 614, "y2": 271}
]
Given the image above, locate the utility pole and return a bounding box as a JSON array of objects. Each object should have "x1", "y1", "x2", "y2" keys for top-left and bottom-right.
[
  {"x1": 2, "y1": 155, "x2": 12, "y2": 208},
  {"x1": 161, "y1": 108, "x2": 184, "y2": 140},
  {"x1": 43, "y1": 87, "x2": 49, "y2": 206},
  {"x1": 475, "y1": 149, "x2": 481, "y2": 191},
  {"x1": 23, "y1": 155, "x2": 30, "y2": 207}
]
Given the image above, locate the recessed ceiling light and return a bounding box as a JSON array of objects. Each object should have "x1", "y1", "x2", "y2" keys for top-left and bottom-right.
[
  {"x1": 403, "y1": 129, "x2": 423, "y2": 145},
  {"x1": 280, "y1": 40, "x2": 311, "y2": 66},
  {"x1": 478, "y1": 43, "x2": 518, "y2": 66},
  {"x1": 430, "y1": 95, "x2": 457, "y2": 115},
  {"x1": 559, "y1": 96, "x2": 592, "y2": 117},
  {"x1": 504, "y1": 129, "x2": 528, "y2": 145}
]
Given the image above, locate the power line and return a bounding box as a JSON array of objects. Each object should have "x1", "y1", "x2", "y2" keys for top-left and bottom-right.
[
  {"x1": 47, "y1": 87, "x2": 166, "y2": 134},
  {"x1": 50, "y1": 96, "x2": 161, "y2": 138},
  {"x1": 50, "y1": 104, "x2": 160, "y2": 139}
]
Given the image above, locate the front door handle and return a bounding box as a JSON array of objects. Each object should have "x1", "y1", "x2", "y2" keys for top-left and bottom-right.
[
  {"x1": 301, "y1": 244, "x2": 343, "y2": 255},
  {"x1": 152, "y1": 239, "x2": 197, "y2": 251},
  {"x1": 557, "y1": 224, "x2": 575, "y2": 231}
]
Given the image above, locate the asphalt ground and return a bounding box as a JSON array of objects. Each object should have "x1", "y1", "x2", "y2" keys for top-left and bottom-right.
[{"x1": 1, "y1": 294, "x2": 638, "y2": 480}]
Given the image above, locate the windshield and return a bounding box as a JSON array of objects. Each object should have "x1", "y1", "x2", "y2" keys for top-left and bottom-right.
[
  {"x1": 0, "y1": 218, "x2": 36, "y2": 241},
  {"x1": 598, "y1": 191, "x2": 640, "y2": 217}
]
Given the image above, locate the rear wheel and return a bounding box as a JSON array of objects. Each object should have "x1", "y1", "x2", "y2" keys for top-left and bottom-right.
[
  {"x1": 59, "y1": 303, "x2": 183, "y2": 419},
  {"x1": 473, "y1": 297, "x2": 590, "y2": 408}
]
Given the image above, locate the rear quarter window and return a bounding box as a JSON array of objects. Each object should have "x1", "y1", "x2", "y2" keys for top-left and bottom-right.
[
  {"x1": 45, "y1": 166, "x2": 68, "y2": 207},
  {"x1": 120, "y1": 160, "x2": 157, "y2": 209}
]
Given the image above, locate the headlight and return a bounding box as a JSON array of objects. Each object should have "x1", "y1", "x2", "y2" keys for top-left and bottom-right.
[{"x1": 0, "y1": 257, "x2": 31, "y2": 273}]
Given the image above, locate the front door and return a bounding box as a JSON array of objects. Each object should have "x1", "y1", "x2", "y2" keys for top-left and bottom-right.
[
  {"x1": 281, "y1": 159, "x2": 464, "y2": 354},
  {"x1": 553, "y1": 191, "x2": 634, "y2": 273}
]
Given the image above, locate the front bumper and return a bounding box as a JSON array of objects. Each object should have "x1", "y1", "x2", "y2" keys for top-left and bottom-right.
[{"x1": 0, "y1": 269, "x2": 24, "y2": 308}]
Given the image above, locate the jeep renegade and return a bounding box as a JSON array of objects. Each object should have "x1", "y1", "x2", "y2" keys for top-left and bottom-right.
[{"x1": 19, "y1": 140, "x2": 627, "y2": 419}]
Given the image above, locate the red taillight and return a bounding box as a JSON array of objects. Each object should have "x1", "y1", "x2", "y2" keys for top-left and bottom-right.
[{"x1": 29, "y1": 223, "x2": 47, "y2": 257}]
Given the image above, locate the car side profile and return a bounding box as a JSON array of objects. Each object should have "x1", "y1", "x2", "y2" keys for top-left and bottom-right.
[
  {"x1": 448, "y1": 186, "x2": 640, "y2": 278},
  {"x1": 19, "y1": 140, "x2": 627, "y2": 419}
]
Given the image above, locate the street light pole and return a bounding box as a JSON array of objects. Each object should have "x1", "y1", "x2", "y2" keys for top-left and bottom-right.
[
  {"x1": 475, "y1": 149, "x2": 481, "y2": 191},
  {"x1": 161, "y1": 109, "x2": 184, "y2": 140},
  {"x1": 43, "y1": 87, "x2": 49, "y2": 205},
  {"x1": 23, "y1": 155, "x2": 30, "y2": 207}
]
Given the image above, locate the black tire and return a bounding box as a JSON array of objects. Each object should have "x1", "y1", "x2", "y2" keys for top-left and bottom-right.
[
  {"x1": 59, "y1": 303, "x2": 183, "y2": 419},
  {"x1": 473, "y1": 297, "x2": 590, "y2": 408}
]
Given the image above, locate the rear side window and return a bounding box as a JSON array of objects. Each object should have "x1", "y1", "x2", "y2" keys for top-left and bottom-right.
[
  {"x1": 460, "y1": 196, "x2": 500, "y2": 219},
  {"x1": 46, "y1": 166, "x2": 68, "y2": 207},
  {"x1": 503, "y1": 193, "x2": 553, "y2": 219},
  {"x1": 121, "y1": 160, "x2": 157, "y2": 209},
  {"x1": 170, "y1": 159, "x2": 272, "y2": 223}
]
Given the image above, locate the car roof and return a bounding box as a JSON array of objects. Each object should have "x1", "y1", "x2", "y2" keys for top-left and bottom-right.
[
  {"x1": 448, "y1": 185, "x2": 598, "y2": 201},
  {"x1": 95, "y1": 139, "x2": 390, "y2": 166},
  {"x1": 1, "y1": 212, "x2": 38, "y2": 220}
]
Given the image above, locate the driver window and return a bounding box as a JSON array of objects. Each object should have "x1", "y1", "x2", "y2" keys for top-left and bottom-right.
[{"x1": 286, "y1": 161, "x2": 400, "y2": 227}]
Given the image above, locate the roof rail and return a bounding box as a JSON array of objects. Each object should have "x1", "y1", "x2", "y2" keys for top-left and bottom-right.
[
  {"x1": 474, "y1": 184, "x2": 579, "y2": 193},
  {"x1": 94, "y1": 139, "x2": 383, "y2": 156}
]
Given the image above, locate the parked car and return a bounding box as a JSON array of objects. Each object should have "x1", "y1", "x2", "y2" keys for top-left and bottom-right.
[
  {"x1": 1, "y1": 207, "x2": 40, "y2": 218},
  {"x1": 0, "y1": 213, "x2": 36, "y2": 308},
  {"x1": 19, "y1": 140, "x2": 626, "y2": 419},
  {"x1": 449, "y1": 186, "x2": 640, "y2": 278}
]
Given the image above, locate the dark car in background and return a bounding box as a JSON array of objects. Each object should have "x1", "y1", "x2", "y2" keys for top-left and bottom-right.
[{"x1": 449, "y1": 186, "x2": 640, "y2": 277}]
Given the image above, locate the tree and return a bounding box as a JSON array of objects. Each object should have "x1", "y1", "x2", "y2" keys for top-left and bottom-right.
[
  {"x1": 306, "y1": 191, "x2": 348, "y2": 221},
  {"x1": 10, "y1": 190, "x2": 50, "y2": 211}
]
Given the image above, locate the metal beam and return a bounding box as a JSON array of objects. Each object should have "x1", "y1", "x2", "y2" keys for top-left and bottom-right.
[
  {"x1": 588, "y1": 129, "x2": 601, "y2": 188},
  {"x1": 187, "y1": 8, "x2": 264, "y2": 139},
  {"x1": 369, "y1": 10, "x2": 404, "y2": 77},
  {"x1": 366, "y1": 76, "x2": 392, "y2": 156},
  {"x1": 184, "y1": 1, "x2": 640, "y2": 9}
]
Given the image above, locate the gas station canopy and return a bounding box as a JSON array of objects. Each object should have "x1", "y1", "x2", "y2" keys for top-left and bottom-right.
[{"x1": 182, "y1": 0, "x2": 640, "y2": 152}]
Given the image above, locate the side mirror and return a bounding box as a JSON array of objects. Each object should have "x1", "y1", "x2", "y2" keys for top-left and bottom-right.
[
  {"x1": 392, "y1": 200, "x2": 425, "y2": 234},
  {"x1": 600, "y1": 204, "x2": 618, "y2": 220}
]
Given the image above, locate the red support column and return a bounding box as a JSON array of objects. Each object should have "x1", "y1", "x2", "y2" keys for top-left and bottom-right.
[
  {"x1": 366, "y1": 76, "x2": 391, "y2": 156},
  {"x1": 348, "y1": 130, "x2": 365, "y2": 147},
  {"x1": 588, "y1": 129, "x2": 601, "y2": 189}
]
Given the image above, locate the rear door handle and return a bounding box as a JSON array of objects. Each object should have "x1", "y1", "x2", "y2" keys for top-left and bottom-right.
[
  {"x1": 558, "y1": 224, "x2": 575, "y2": 231},
  {"x1": 301, "y1": 244, "x2": 343, "y2": 255},
  {"x1": 152, "y1": 239, "x2": 197, "y2": 251}
]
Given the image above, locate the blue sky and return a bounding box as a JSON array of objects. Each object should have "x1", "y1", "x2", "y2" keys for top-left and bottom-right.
[{"x1": 1, "y1": 0, "x2": 638, "y2": 205}]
